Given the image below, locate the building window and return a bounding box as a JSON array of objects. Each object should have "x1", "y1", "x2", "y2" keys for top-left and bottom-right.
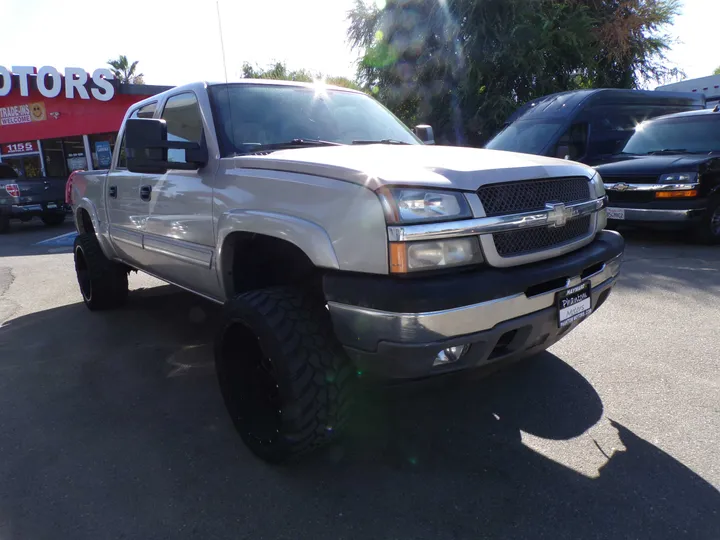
[
  {"x1": 64, "y1": 136, "x2": 87, "y2": 172},
  {"x1": 89, "y1": 132, "x2": 118, "y2": 170},
  {"x1": 2, "y1": 155, "x2": 42, "y2": 178},
  {"x1": 41, "y1": 138, "x2": 66, "y2": 177},
  {"x1": 41, "y1": 136, "x2": 88, "y2": 177}
]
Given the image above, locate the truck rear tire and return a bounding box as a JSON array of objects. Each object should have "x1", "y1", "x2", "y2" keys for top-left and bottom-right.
[
  {"x1": 41, "y1": 212, "x2": 66, "y2": 226},
  {"x1": 73, "y1": 233, "x2": 129, "y2": 310},
  {"x1": 215, "y1": 286, "x2": 356, "y2": 463},
  {"x1": 0, "y1": 215, "x2": 9, "y2": 234}
]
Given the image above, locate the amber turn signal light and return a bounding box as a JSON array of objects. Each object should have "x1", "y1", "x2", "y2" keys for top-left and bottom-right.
[
  {"x1": 655, "y1": 190, "x2": 697, "y2": 199},
  {"x1": 389, "y1": 243, "x2": 409, "y2": 274}
]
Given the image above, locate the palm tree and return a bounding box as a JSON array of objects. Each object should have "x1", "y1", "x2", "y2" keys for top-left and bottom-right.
[{"x1": 107, "y1": 55, "x2": 144, "y2": 84}]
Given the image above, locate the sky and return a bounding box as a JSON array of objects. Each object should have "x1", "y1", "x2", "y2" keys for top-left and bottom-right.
[{"x1": 0, "y1": 0, "x2": 717, "y2": 88}]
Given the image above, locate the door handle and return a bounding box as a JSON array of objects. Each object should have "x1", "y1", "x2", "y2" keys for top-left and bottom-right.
[
  {"x1": 109, "y1": 185, "x2": 117, "y2": 198},
  {"x1": 140, "y1": 185, "x2": 152, "y2": 201}
]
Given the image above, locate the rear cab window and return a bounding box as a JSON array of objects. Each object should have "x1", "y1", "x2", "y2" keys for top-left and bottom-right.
[{"x1": 160, "y1": 93, "x2": 203, "y2": 164}]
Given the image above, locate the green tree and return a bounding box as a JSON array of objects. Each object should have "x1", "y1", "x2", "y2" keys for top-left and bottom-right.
[
  {"x1": 714, "y1": 66, "x2": 720, "y2": 76},
  {"x1": 241, "y1": 61, "x2": 361, "y2": 89},
  {"x1": 347, "y1": 0, "x2": 682, "y2": 145},
  {"x1": 107, "y1": 55, "x2": 144, "y2": 84}
]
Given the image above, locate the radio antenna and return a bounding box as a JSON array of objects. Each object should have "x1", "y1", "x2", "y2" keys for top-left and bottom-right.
[
  {"x1": 216, "y1": 0, "x2": 229, "y2": 84},
  {"x1": 216, "y1": 0, "x2": 236, "y2": 154}
]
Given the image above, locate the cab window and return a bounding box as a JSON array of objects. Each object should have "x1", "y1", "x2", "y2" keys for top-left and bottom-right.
[
  {"x1": 554, "y1": 122, "x2": 588, "y2": 161},
  {"x1": 116, "y1": 102, "x2": 157, "y2": 169},
  {"x1": 161, "y1": 93, "x2": 203, "y2": 164}
]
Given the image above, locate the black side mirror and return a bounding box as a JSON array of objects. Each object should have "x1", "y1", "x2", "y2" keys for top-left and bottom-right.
[
  {"x1": 414, "y1": 124, "x2": 435, "y2": 145},
  {"x1": 125, "y1": 118, "x2": 208, "y2": 174}
]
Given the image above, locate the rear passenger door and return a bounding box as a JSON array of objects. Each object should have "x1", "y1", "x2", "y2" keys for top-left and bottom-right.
[
  {"x1": 107, "y1": 102, "x2": 157, "y2": 266},
  {"x1": 139, "y1": 92, "x2": 218, "y2": 298}
]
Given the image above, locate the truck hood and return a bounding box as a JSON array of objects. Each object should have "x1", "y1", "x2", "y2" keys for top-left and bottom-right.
[
  {"x1": 233, "y1": 145, "x2": 595, "y2": 191},
  {"x1": 595, "y1": 154, "x2": 716, "y2": 177}
]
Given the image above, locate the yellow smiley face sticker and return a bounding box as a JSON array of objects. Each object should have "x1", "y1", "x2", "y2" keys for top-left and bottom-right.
[{"x1": 30, "y1": 102, "x2": 46, "y2": 122}]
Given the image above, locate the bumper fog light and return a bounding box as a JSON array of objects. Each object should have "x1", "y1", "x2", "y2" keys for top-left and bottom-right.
[{"x1": 433, "y1": 344, "x2": 470, "y2": 366}]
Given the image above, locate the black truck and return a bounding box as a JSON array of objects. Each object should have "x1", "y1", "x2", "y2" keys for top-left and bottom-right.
[
  {"x1": 485, "y1": 89, "x2": 705, "y2": 165},
  {"x1": 0, "y1": 163, "x2": 68, "y2": 233},
  {"x1": 595, "y1": 108, "x2": 720, "y2": 243}
]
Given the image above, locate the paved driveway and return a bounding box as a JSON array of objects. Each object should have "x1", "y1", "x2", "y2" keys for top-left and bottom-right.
[{"x1": 0, "y1": 225, "x2": 718, "y2": 539}]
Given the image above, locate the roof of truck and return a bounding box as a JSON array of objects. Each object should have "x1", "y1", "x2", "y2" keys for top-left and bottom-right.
[{"x1": 640, "y1": 106, "x2": 720, "y2": 122}]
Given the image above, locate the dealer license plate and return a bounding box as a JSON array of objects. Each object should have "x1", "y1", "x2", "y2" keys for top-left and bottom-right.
[
  {"x1": 557, "y1": 281, "x2": 592, "y2": 328},
  {"x1": 606, "y1": 208, "x2": 625, "y2": 220}
]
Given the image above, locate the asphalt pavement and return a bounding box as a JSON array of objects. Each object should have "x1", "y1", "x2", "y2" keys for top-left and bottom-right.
[{"x1": 0, "y1": 218, "x2": 719, "y2": 540}]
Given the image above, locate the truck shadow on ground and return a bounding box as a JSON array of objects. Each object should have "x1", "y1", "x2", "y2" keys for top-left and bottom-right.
[{"x1": 0, "y1": 286, "x2": 718, "y2": 539}]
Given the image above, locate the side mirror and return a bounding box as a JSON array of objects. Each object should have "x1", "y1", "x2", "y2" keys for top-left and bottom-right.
[
  {"x1": 555, "y1": 145, "x2": 570, "y2": 160},
  {"x1": 125, "y1": 118, "x2": 207, "y2": 174},
  {"x1": 414, "y1": 124, "x2": 435, "y2": 145}
]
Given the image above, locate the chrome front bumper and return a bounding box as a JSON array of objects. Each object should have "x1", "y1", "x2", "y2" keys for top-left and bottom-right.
[
  {"x1": 607, "y1": 208, "x2": 700, "y2": 222},
  {"x1": 328, "y1": 253, "x2": 622, "y2": 352}
]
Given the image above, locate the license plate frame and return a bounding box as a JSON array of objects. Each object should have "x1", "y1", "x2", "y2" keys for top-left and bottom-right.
[
  {"x1": 606, "y1": 207, "x2": 625, "y2": 220},
  {"x1": 557, "y1": 281, "x2": 593, "y2": 328}
]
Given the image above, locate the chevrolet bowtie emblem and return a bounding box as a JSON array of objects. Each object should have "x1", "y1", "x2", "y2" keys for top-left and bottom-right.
[
  {"x1": 545, "y1": 202, "x2": 575, "y2": 228},
  {"x1": 612, "y1": 182, "x2": 631, "y2": 192}
]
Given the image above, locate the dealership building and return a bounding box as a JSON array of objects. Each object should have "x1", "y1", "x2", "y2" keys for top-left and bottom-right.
[{"x1": 0, "y1": 65, "x2": 170, "y2": 179}]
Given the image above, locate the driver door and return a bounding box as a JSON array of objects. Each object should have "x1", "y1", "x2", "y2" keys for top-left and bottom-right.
[{"x1": 107, "y1": 102, "x2": 157, "y2": 266}]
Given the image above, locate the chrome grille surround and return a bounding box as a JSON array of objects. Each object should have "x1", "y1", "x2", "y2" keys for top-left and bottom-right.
[{"x1": 476, "y1": 176, "x2": 599, "y2": 267}]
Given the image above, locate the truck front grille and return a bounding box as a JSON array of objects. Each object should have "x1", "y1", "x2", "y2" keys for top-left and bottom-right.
[
  {"x1": 477, "y1": 177, "x2": 590, "y2": 217},
  {"x1": 602, "y1": 175, "x2": 659, "y2": 185},
  {"x1": 493, "y1": 216, "x2": 592, "y2": 257}
]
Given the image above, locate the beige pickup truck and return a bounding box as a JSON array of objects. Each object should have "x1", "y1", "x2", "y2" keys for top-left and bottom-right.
[{"x1": 69, "y1": 80, "x2": 624, "y2": 462}]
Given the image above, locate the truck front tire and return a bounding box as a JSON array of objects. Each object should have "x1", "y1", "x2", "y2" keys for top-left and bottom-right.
[
  {"x1": 73, "y1": 233, "x2": 129, "y2": 310},
  {"x1": 695, "y1": 198, "x2": 720, "y2": 245},
  {"x1": 215, "y1": 287, "x2": 356, "y2": 463}
]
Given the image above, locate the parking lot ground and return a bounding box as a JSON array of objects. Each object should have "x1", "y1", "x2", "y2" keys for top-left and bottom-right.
[{"x1": 0, "y1": 224, "x2": 719, "y2": 539}]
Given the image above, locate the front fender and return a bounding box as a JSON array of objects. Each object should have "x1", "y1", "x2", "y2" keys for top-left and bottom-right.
[{"x1": 215, "y1": 209, "x2": 340, "y2": 293}]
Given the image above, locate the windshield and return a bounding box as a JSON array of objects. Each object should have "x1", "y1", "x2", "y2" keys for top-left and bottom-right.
[
  {"x1": 209, "y1": 84, "x2": 420, "y2": 156},
  {"x1": 485, "y1": 120, "x2": 565, "y2": 154},
  {"x1": 622, "y1": 114, "x2": 720, "y2": 154}
]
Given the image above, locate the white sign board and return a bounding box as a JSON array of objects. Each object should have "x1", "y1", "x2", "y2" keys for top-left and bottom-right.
[{"x1": 0, "y1": 65, "x2": 115, "y2": 101}]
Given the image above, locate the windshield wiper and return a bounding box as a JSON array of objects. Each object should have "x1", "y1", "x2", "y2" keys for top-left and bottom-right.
[
  {"x1": 646, "y1": 149, "x2": 688, "y2": 155},
  {"x1": 352, "y1": 139, "x2": 410, "y2": 145},
  {"x1": 236, "y1": 139, "x2": 343, "y2": 155}
]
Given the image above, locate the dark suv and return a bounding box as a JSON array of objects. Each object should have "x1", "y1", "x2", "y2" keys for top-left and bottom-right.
[
  {"x1": 595, "y1": 108, "x2": 720, "y2": 243},
  {"x1": 485, "y1": 89, "x2": 705, "y2": 165}
]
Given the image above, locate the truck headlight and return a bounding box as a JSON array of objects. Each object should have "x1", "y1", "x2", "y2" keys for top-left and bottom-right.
[
  {"x1": 591, "y1": 172, "x2": 605, "y2": 197},
  {"x1": 377, "y1": 187, "x2": 471, "y2": 224},
  {"x1": 390, "y1": 237, "x2": 483, "y2": 273},
  {"x1": 659, "y1": 172, "x2": 698, "y2": 183}
]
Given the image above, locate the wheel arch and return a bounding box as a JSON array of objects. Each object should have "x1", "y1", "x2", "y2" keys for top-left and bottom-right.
[{"x1": 216, "y1": 211, "x2": 340, "y2": 299}]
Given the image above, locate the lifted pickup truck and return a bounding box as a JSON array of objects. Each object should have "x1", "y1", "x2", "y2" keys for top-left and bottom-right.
[
  {"x1": 69, "y1": 80, "x2": 624, "y2": 462},
  {"x1": 0, "y1": 163, "x2": 68, "y2": 233}
]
